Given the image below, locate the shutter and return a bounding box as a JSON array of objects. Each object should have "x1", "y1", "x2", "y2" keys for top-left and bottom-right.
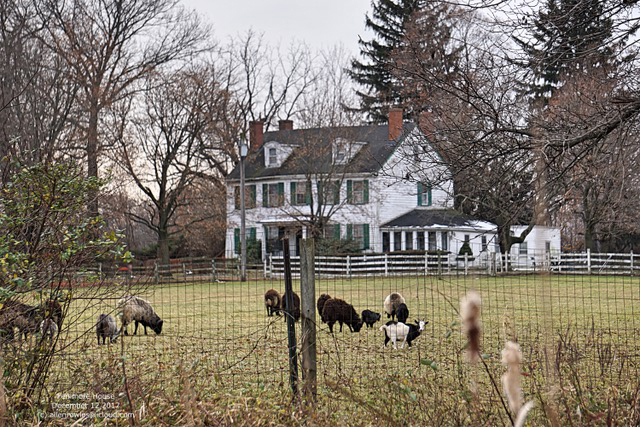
[
  {"x1": 346, "y1": 224, "x2": 353, "y2": 240},
  {"x1": 262, "y1": 183, "x2": 268, "y2": 207},
  {"x1": 427, "y1": 185, "x2": 432, "y2": 206},
  {"x1": 417, "y1": 182, "x2": 423, "y2": 206},
  {"x1": 363, "y1": 180, "x2": 369, "y2": 204},
  {"x1": 363, "y1": 224, "x2": 370, "y2": 250},
  {"x1": 250, "y1": 185, "x2": 256, "y2": 207},
  {"x1": 334, "y1": 224, "x2": 341, "y2": 240},
  {"x1": 317, "y1": 181, "x2": 324, "y2": 205},
  {"x1": 333, "y1": 181, "x2": 340, "y2": 204},
  {"x1": 249, "y1": 227, "x2": 256, "y2": 241},
  {"x1": 234, "y1": 228, "x2": 240, "y2": 254},
  {"x1": 278, "y1": 182, "x2": 284, "y2": 205},
  {"x1": 305, "y1": 181, "x2": 312, "y2": 204},
  {"x1": 290, "y1": 182, "x2": 297, "y2": 205},
  {"x1": 346, "y1": 180, "x2": 352, "y2": 203}
]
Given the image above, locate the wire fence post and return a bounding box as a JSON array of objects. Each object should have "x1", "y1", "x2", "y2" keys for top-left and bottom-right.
[
  {"x1": 283, "y1": 238, "x2": 298, "y2": 397},
  {"x1": 300, "y1": 238, "x2": 317, "y2": 401}
]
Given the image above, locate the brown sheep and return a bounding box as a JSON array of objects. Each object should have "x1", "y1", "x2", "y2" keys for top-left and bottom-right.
[
  {"x1": 264, "y1": 289, "x2": 281, "y2": 316},
  {"x1": 316, "y1": 294, "x2": 332, "y2": 317},
  {"x1": 321, "y1": 298, "x2": 363, "y2": 333},
  {"x1": 282, "y1": 291, "x2": 300, "y2": 322}
]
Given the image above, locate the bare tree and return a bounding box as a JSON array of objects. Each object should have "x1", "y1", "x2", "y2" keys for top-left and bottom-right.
[
  {"x1": 116, "y1": 66, "x2": 230, "y2": 266},
  {"x1": 0, "y1": 1, "x2": 79, "y2": 183},
  {"x1": 391, "y1": 9, "x2": 538, "y2": 253},
  {"x1": 296, "y1": 45, "x2": 364, "y2": 128},
  {"x1": 39, "y1": 0, "x2": 210, "y2": 216}
]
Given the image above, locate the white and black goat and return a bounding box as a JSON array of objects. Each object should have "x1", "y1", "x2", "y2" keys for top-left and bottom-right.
[{"x1": 380, "y1": 319, "x2": 428, "y2": 349}]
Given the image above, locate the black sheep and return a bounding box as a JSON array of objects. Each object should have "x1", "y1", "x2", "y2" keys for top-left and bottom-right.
[
  {"x1": 396, "y1": 303, "x2": 409, "y2": 324},
  {"x1": 361, "y1": 309, "x2": 381, "y2": 328},
  {"x1": 264, "y1": 289, "x2": 281, "y2": 316},
  {"x1": 321, "y1": 298, "x2": 363, "y2": 333},
  {"x1": 317, "y1": 294, "x2": 332, "y2": 317},
  {"x1": 282, "y1": 291, "x2": 300, "y2": 322}
]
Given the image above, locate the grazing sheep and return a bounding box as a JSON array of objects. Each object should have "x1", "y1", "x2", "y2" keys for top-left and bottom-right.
[
  {"x1": 96, "y1": 314, "x2": 119, "y2": 344},
  {"x1": 380, "y1": 319, "x2": 428, "y2": 349},
  {"x1": 396, "y1": 303, "x2": 409, "y2": 324},
  {"x1": 39, "y1": 318, "x2": 58, "y2": 342},
  {"x1": 118, "y1": 296, "x2": 163, "y2": 336},
  {"x1": 264, "y1": 289, "x2": 281, "y2": 316},
  {"x1": 317, "y1": 294, "x2": 332, "y2": 317},
  {"x1": 0, "y1": 300, "x2": 41, "y2": 341},
  {"x1": 361, "y1": 310, "x2": 381, "y2": 328},
  {"x1": 383, "y1": 292, "x2": 406, "y2": 321},
  {"x1": 321, "y1": 298, "x2": 363, "y2": 333},
  {"x1": 282, "y1": 291, "x2": 301, "y2": 322},
  {"x1": 44, "y1": 299, "x2": 63, "y2": 329}
]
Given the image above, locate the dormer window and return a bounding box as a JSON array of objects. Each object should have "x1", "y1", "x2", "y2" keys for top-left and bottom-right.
[
  {"x1": 334, "y1": 144, "x2": 347, "y2": 164},
  {"x1": 268, "y1": 148, "x2": 277, "y2": 166}
]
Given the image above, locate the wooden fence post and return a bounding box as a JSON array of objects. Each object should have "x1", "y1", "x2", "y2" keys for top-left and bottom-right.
[
  {"x1": 631, "y1": 251, "x2": 634, "y2": 276},
  {"x1": 587, "y1": 248, "x2": 591, "y2": 274},
  {"x1": 282, "y1": 238, "x2": 298, "y2": 397},
  {"x1": 300, "y1": 238, "x2": 317, "y2": 400}
]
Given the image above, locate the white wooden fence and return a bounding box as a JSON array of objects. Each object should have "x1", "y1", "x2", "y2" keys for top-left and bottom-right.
[{"x1": 265, "y1": 249, "x2": 640, "y2": 277}]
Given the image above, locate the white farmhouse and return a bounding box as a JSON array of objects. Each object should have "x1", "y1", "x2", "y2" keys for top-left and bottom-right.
[{"x1": 225, "y1": 110, "x2": 560, "y2": 262}]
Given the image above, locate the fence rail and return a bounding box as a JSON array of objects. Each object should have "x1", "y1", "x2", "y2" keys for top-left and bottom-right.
[{"x1": 266, "y1": 249, "x2": 640, "y2": 277}]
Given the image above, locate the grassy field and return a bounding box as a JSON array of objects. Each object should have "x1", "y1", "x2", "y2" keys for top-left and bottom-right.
[{"x1": 28, "y1": 273, "x2": 640, "y2": 425}]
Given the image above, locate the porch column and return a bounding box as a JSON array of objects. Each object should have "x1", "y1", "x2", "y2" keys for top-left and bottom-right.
[
  {"x1": 413, "y1": 231, "x2": 418, "y2": 250},
  {"x1": 389, "y1": 231, "x2": 395, "y2": 252},
  {"x1": 401, "y1": 231, "x2": 407, "y2": 251},
  {"x1": 302, "y1": 226, "x2": 308, "y2": 239}
]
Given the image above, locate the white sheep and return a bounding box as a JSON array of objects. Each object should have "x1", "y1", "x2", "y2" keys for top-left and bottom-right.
[{"x1": 383, "y1": 292, "x2": 406, "y2": 321}]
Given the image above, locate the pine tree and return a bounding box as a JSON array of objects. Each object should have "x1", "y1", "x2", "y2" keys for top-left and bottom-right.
[
  {"x1": 349, "y1": 0, "x2": 423, "y2": 123},
  {"x1": 514, "y1": 0, "x2": 617, "y2": 103}
]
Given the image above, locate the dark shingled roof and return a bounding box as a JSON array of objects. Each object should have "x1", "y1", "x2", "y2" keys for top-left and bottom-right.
[
  {"x1": 227, "y1": 123, "x2": 416, "y2": 181},
  {"x1": 382, "y1": 209, "x2": 496, "y2": 229}
]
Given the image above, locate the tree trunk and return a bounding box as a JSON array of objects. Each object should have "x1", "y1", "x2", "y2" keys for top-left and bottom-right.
[
  {"x1": 158, "y1": 228, "x2": 170, "y2": 269},
  {"x1": 87, "y1": 100, "x2": 99, "y2": 217}
]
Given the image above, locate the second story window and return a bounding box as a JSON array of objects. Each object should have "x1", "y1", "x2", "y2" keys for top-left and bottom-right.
[
  {"x1": 290, "y1": 181, "x2": 311, "y2": 206},
  {"x1": 268, "y1": 147, "x2": 277, "y2": 166},
  {"x1": 318, "y1": 180, "x2": 340, "y2": 205},
  {"x1": 234, "y1": 185, "x2": 256, "y2": 209},
  {"x1": 262, "y1": 183, "x2": 284, "y2": 207},
  {"x1": 347, "y1": 179, "x2": 369, "y2": 205}
]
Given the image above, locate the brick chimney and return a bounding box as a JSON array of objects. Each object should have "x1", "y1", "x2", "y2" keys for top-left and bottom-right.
[
  {"x1": 388, "y1": 108, "x2": 403, "y2": 141},
  {"x1": 278, "y1": 119, "x2": 293, "y2": 131},
  {"x1": 249, "y1": 120, "x2": 264, "y2": 152}
]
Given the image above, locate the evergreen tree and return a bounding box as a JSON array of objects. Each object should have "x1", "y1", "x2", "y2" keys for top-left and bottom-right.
[
  {"x1": 514, "y1": 0, "x2": 617, "y2": 103},
  {"x1": 349, "y1": 0, "x2": 423, "y2": 123}
]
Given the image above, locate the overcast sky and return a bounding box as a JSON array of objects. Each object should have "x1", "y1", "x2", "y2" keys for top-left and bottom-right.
[{"x1": 181, "y1": 0, "x2": 373, "y2": 54}]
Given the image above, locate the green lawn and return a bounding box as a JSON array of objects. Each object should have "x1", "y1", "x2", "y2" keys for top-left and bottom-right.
[{"x1": 36, "y1": 273, "x2": 640, "y2": 425}]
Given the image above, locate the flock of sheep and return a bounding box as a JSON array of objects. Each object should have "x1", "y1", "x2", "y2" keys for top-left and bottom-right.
[
  {"x1": 264, "y1": 289, "x2": 428, "y2": 349},
  {"x1": 0, "y1": 288, "x2": 425, "y2": 350},
  {"x1": 0, "y1": 295, "x2": 164, "y2": 347}
]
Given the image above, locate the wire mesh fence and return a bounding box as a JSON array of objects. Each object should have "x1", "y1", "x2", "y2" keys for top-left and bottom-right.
[{"x1": 7, "y1": 247, "x2": 639, "y2": 423}]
